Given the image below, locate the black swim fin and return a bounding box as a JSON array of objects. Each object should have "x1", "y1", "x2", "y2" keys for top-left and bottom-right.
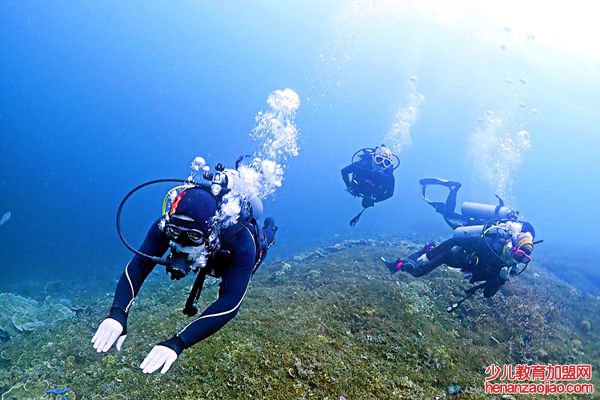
[
  {"x1": 419, "y1": 177, "x2": 462, "y2": 189},
  {"x1": 380, "y1": 257, "x2": 400, "y2": 273},
  {"x1": 349, "y1": 208, "x2": 367, "y2": 227},
  {"x1": 380, "y1": 257, "x2": 419, "y2": 274}
]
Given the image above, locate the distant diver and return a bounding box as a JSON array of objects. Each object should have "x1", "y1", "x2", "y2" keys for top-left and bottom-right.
[
  {"x1": 341, "y1": 145, "x2": 398, "y2": 226},
  {"x1": 92, "y1": 158, "x2": 277, "y2": 374},
  {"x1": 381, "y1": 177, "x2": 540, "y2": 312}
]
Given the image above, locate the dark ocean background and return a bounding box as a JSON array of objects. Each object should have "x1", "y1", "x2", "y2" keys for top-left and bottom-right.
[{"x1": 1, "y1": 0, "x2": 599, "y2": 297}]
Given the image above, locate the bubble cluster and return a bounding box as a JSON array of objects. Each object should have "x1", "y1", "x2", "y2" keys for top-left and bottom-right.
[
  {"x1": 188, "y1": 89, "x2": 301, "y2": 252},
  {"x1": 187, "y1": 156, "x2": 208, "y2": 183},
  {"x1": 250, "y1": 88, "x2": 301, "y2": 197},
  {"x1": 468, "y1": 111, "x2": 532, "y2": 198},
  {"x1": 517, "y1": 129, "x2": 532, "y2": 150},
  {"x1": 266, "y1": 88, "x2": 301, "y2": 115},
  {"x1": 383, "y1": 77, "x2": 425, "y2": 155}
]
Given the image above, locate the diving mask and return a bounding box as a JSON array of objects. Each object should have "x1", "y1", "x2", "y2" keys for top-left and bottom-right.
[
  {"x1": 511, "y1": 232, "x2": 533, "y2": 264},
  {"x1": 512, "y1": 243, "x2": 533, "y2": 264},
  {"x1": 164, "y1": 223, "x2": 206, "y2": 245},
  {"x1": 374, "y1": 154, "x2": 393, "y2": 168}
]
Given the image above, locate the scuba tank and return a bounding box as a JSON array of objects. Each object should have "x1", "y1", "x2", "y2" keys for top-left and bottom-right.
[
  {"x1": 453, "y1": 224, "x2": 485, "y2": 238},
  {"x1": 461, "y1": 202, "x2": 517, "y2": 222},
  {"x1": 461, "y1": 194, "x2": 518, "y2": 224}
]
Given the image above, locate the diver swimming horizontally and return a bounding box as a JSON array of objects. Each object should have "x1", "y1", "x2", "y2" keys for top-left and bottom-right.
[
  {"x1": 341, "y1": 145, "x2": 398, "y2": 226},
  {"x1": 381, "y1": 178, "x2": 539, "y2": 311},
  {"x1": 91, "y1": 158, "x2": 277, "y2": 374}
]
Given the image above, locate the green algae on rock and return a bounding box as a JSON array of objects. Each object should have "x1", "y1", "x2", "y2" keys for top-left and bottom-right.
[{"x1": 1, "y1": 239, "x2": 599, "y2": 399}]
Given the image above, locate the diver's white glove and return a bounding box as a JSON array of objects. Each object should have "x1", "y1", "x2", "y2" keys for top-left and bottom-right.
[
  {"x1": 499, "y1": 266, "x2": 510, "y2": 282},
  {"x1": 140, "y1": 345, "x2": 178, "y2": 374},
  {"x1": 91, "y1": 318, "x2": 127, "y2": 352}
]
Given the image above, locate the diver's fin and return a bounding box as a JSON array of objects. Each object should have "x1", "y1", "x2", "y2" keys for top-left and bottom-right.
[
  {"x1": 419, "y1": 178, "x2": 462, "y2": 212},
  {"x1": 380, "y1": 257, "x2": 400, "y2": 273},
  {"x1": 349, "y1": 208, "x2": 367, "y2": 227},
  {"x1": 446, "y1": 282, "x2": 487, "y2": 313},
  {"x1": 380, "y1": 257, "x2": 418, "y2": 274},
  {"x1": 419, "y1": 177, "x2": 462, "y2": 189},
  {"x1": 494, "y1": 194, "x2": 505, "y2": 207}
]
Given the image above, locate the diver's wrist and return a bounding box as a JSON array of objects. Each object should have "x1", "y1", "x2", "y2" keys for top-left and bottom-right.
[
  {"x1": 108, "y1": 307, "x2": 128, "y2": 333},
  {"x1": 159, "y1": 336, "x2": 187, "y2": 355}
]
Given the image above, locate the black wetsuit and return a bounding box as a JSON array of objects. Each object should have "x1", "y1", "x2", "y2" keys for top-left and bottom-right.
[
  {"x1": 341, "y1": 156, "x2": 395, "y2": 208},
  {"x1": 109, "y1": 218, "x2": 269, "y2": 355},
  {"x1": 396, "y1": 235, "x2": 512, "y2": 298}
]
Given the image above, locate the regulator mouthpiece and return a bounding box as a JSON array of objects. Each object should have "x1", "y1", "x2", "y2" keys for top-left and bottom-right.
[{"x1": 165, "y1": 248, "x2": 200, "y2": 280}]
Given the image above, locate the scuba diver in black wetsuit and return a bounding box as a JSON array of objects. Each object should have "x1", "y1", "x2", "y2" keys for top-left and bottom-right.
[
  {"x1": 381, "y1": 178, "x2": 539, "y2": 311},
  {"x1": 91, "y1": 160, "x2": 277, "y2": 374},
  {"x1": 341, "y1": 145, "x2": 398, "y2": 226}
]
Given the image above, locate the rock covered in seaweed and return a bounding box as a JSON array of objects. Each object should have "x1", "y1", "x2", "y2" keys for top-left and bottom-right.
[{"x1": 1, "y1": 238, "x2": 599, "y2": 399}]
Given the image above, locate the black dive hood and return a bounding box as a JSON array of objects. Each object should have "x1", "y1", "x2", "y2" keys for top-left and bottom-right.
[
  {"x1": 115, "y1": 158, "x2": 248, "y2": 278},
  {"x1": 116, "y1": 178, "x2": 221, "y2": 280}
]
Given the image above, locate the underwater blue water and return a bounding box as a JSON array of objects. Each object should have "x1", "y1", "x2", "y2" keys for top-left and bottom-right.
[{"x1": 1, "y1": 1, "x2": 599, "y2": 295}]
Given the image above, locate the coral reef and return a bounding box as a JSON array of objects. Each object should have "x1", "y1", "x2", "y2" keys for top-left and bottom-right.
[
  {"x1": 0, "y1": 294, "x2": 75, "y2": 340},
  {"x1": 0, "y1": 238, "x2": 598, "y2": 399}
]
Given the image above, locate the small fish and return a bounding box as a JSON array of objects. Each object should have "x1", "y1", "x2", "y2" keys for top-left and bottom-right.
[{"x1": 0, "y1": 211, "x2": 10, "y2": 226}]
